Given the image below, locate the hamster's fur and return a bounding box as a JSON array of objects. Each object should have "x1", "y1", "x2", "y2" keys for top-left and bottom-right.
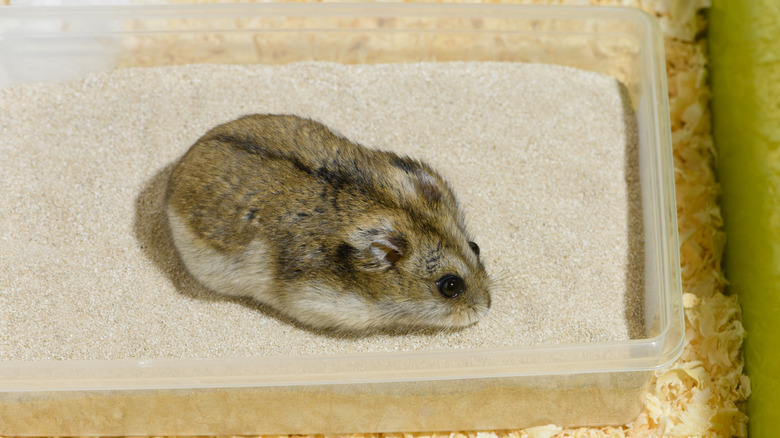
[{"x1": 166, "y1": 114, "x2": 490, "y2": 334}]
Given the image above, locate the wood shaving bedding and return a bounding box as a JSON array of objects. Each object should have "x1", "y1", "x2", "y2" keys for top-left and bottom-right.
[
  {"x1": 0, "y1": 0, "x2": 749, "y2": 436},
  {"x1": 559, "y1": 0, "x2": 749, "y2": 436}
]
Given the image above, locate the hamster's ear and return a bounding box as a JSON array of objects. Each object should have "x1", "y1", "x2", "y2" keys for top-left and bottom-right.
[
  {"x1": 348, "y1": 226, "x2": 407, "y2": 272},
  {"x1": 415, "y1": 169, "x2": 441, "y2": 204},
  {"x1": 369, "y1": 236, "x2": 406, "y2": 267}
]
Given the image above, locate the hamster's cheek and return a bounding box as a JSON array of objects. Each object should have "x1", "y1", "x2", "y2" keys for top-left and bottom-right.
[
  {"x1": 279, "y1": 283, "x2": 382, "y2": 332},
  {"x1": 436, "y1": 299, "x2": 486, "y2": 328}
]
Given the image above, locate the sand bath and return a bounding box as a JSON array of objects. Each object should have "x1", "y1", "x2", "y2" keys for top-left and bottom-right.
[{"x1": 0, "y1": 61, "x2": 643, "y2": 361}]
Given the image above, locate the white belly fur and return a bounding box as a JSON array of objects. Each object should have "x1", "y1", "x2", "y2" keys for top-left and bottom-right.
[{"x1": 166, "y1": 205, "x2": 274, "y2": 301}]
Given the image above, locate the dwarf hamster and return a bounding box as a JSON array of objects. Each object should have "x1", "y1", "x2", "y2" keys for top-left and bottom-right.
[{"x1": 166, "y1": 114, "x2": 490, "y2": 334}]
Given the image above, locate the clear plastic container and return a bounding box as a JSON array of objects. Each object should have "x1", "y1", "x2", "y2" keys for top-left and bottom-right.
[{"x1": 0, "y1": 3, "x2": 682, "y2": 435}]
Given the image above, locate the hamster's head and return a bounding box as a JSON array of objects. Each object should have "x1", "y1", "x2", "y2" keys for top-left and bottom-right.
[{"x1": 338, "y1": 165, "x2": 491, "y2": 332}]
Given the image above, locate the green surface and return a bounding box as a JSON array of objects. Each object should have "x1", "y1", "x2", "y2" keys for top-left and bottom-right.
[{"x1": 709, "y1": 0, "x2": 780, "y2": 436}]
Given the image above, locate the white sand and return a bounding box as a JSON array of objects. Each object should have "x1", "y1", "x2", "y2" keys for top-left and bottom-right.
[{"x1": 0, "y1": 61, "x2": 643, "y2": 361}]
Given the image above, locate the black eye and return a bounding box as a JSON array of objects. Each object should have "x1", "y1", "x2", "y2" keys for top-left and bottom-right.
[
  {"x1": 436, "y1": 274, "x2": 465, "y2": 298},
  {"x1": 468, "y1": 241, "x2": 480, "y2": 256}
]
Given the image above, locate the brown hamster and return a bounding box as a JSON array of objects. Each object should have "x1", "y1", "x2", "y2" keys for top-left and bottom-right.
[{"x1": 166, "y1": 114, "x2": 490, "y2": 334}]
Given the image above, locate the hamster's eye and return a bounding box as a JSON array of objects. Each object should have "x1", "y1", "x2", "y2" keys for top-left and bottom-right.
[
  {"x1": 468, "y1": 241, "x2": 480, "y2": 257},
  {"x1": 436, "y1": 274, "x2": 465, "y2": 298}
]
